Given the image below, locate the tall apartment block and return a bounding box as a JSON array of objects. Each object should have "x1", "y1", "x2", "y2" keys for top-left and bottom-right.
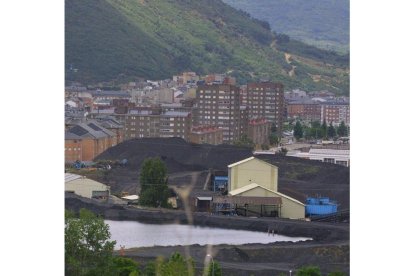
[
  {"x1": 196, "y1": 84, "x2": 241, "y2": 143},
  {"x1": 247, "y1": 82, "x2": 284, "y2": 136}
]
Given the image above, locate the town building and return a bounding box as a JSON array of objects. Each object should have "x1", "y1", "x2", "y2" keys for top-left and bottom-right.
[
  {"x1": 203, "y1": 74, "x2": 225, "y2": 85},
  {"x1": 247, "y1": 118, "x2": 270, "y2": 145},
  {"x1": 189, "y1": 125, "x2": 223, "y2": 145},
  {"x1": 91, "y1": 90, "x2": 131, "y2": 101},
  {"x1": 321, "y1": 102, "x2": 350, "y2": 126},
  {"x1": 196, "y1": 84, "x2": 241, "y2": 143},
  {"x1": 93, "y1": 116, "x2": 125, "y2": 145},
  {"x1": 65, "y1": 121, "x2": 119, "y2": 163},
  {"x1": 173, "y1": 72, "x2": 199, "y2": 85},
  {"x1": 286, "y1": 98, "x2": 322, "y2": 122},
  {"x1": 89, "y1": 108, "x2": 128, "y2": 128},
  {"x1": 246, "y1": 82, "x2": 284, "y2": 136},
  {"x1": 124, "y1": 110, "x2": 192, "y2": 140},
  {"x1": 239, "y1": 105, "x2": 249, "y2": 138}
]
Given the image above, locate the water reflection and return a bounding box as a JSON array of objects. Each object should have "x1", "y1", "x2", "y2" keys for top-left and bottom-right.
[{"x1": 105, "y1": 220, "x2": 311, "y2": 249}]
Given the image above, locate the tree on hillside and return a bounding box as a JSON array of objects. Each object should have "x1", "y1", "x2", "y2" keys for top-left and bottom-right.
[
  {"x1": 297, "y1": 265, "x2": 322, "y2": 276},
  {"x1": 321, "y1": 120, "x2": 328, "y2": 139},
  {"x1": 293, "y1": 121, "x2": 303, "y2": 140},
  {"x1": 139, "y1": 158, "x2": 170, "y2": 208},
  {"x1": 327, "y1": 122, "x2": 336, "y2": 138},
  {"x1": 65, "y1": 209, "x2": 116, "y2": 275},
  {"x1": 337, "y1": 121, "x2": 348, "y2": 137}
]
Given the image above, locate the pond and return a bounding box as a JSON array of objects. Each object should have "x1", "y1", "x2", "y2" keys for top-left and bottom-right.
[{"x1": 105, "y1": 220, "x2": 312, "y2": 249}]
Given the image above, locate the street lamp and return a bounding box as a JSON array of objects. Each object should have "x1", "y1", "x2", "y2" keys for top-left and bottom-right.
[
  {"x1": 207, "y1": 254, "x2": 214, "y2": 275},
  {"x1": 289, "y1": 269, "x2": 292, "y2": 276}
]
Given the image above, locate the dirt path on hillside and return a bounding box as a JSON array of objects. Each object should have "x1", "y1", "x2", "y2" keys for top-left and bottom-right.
[{"x1": 285, "y1": 53, "x2": 296, "y2": 77}]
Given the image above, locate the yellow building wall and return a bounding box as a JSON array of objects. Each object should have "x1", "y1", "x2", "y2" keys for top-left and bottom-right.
[
  {"x1": 229, "y1": 158, "x2": 278, "y2": 192},
  {"x1": 278, "y1": 193, "x2": 305, "y2": 219},
  {"x1": 235, "y1": 187, "x2": 305, "y2": 219},
  {"x1": 65, "y1": 178, "x2": 110, "y2": 199},
  {"x1": 234, "y1": 187, "x2": 274, "y2": 197}
]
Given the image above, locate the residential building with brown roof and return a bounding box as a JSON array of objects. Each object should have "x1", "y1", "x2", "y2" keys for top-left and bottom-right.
[
  {"x1": 189, "y1": 125, "x2": 223, "y2": 145},
  {"x1": 248, "y1": 117, "x2": 271, "y2": 145}
]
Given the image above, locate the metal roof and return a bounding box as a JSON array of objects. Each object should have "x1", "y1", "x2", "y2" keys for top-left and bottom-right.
[
  {"x1": 228, "y1": 157, "x2": 278, "y2": 170},
  {"x1": 196, "y1": 197, "x2": 213, "y2": 201},
  {"x1": 65, "y1": 131, "x2": 83, "y2": 140},
  {"x1": 67, "y1": 121, "x2": 115, "y2": 139},
  {"x1": 122, "y1": 195, "x2": 139, "y2": 200},
  {"x1": 228, "y1": 183, "x2": 305, "y2": 206},
  {"x1": 227, "y1": 157, "x2": 255, "y2": 168},
  {"x1": 309, "y1": 149, "x2": 350, "y2": 155},
  {"x1": 92, "y1": 90, "x2": 131, "y2": 97},
  {"x1": 229, "y1": 183, "x2": 261, "y2": 195},
  {"x1": 65, "y1": 173, "x2": 83, "y2": 183}
]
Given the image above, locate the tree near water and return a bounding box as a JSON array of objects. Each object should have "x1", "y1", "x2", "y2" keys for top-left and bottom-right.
[
  {"x1": 139, "y1": 158, "x2": 170, "y2": 208},
  {"x1": 297, "y1": 265, "x2": 322, "y2": 276},
  {"x1": 65, "y1": 209, "x2": 142, "y2": 275},
  {"x1": 65, "y1": 209, "x2": 116, "y2": 275}
]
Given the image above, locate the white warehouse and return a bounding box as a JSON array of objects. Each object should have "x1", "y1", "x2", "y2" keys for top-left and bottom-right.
[
  {"x1": 65, "y1": 173, "x2": 111, "y2": 200},
  {"x1": 287, "y1": 148, "x2": 350, "y2": 167}
]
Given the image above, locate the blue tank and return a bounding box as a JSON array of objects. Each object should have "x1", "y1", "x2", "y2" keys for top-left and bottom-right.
[{"x1": 305, "y1": 197, "x2": 338, "y2": 216}]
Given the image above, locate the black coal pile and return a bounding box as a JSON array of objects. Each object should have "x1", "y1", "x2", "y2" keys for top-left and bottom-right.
[{"x1": 95, "y1": 138, "x2": 252, "y2": 173}]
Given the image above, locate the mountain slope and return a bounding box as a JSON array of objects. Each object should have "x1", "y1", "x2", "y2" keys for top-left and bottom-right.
[
  {"x1": 65, "y1": 0, "x2": 349, "y2": 95},
  {"x1": 223, "y1": 0, "x2": 349, "y2": 53}
]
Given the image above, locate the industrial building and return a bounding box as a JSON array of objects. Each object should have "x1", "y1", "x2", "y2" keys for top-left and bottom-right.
[
  {"x1": 65, "y1": 173, "x2": 110, "y2": 200},
  {"x1": 287, "y1": 148, "x2": 350, "y2": 167},
  {"x1": 220, "y1": 157, "x2": 305, "y2": 219}
]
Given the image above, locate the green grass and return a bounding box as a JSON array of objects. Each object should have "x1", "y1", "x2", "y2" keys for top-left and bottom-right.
[{"x1": 223, "y1": 0, "x2": 349, "y2": 54}]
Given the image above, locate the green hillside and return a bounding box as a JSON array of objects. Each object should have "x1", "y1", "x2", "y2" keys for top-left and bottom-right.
[
  {"x1": 223, "y1": 0, "x2": 349, "y2": 53},
  {"x1": 65, "y1": 0, "x2": 349, "y2": 95}
]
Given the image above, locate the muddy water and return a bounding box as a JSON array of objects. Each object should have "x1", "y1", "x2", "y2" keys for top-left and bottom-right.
[{"x1": 106, "y1": 220, "x2": 311, "y2": 249}]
